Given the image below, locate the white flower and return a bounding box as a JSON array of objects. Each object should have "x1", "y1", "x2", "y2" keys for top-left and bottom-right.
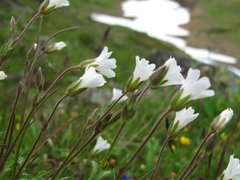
[
  {"x1": 133, "y1": 56, "x2": 156, "y2": 82},
  {"x1": 222, "y1": 155, "x2": 240, "y2": 180},
  {"x1": 93, "y1": 136, "x2": 110, "y2": 153},
  {"x1": 111, "y1": 88, "x2": 128, "y2": 103},
  {"x1": 180, "y1": 68, "x2": 215, "y2": 100},
  {"x1": 171, "y1": 107, "x2": 199, "y2": 134},
  {"x1": 48, "y1": 0, "x2": 69, "y2": 8},
  {"x1": 0, "y1": 71, "x2": 7, "y2": 80},
  {"x1": 46, "y1": 41, "x2": 66, "y2": 53},
  {"x1": 40, "y1": 0, "x2": 69, "y2": 14},
  {"x1": 66, "y1": 67, "x2": 106, "y2": 96},
  {"x1": 77, "y1": 66, "x2": 106, "y2": 89},
  {"x1": 161, "y1": 57, "x2": 184, "y2": 86},
  {"x1": 90, "y1": 47, "x2": 117, "y2": 78},
  {"x1": 211, "y1": 108, "x2": 234, "y2": 132}
]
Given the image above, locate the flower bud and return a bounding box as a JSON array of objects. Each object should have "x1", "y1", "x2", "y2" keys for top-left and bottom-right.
[
  {"x1": 211, "y1": 108, "x2": 233, "y2": 132},
  {"x1": 35, "y1": 67, "x2": 44, "y2": 92},
  {"x1": 149, "y1": 66, "x2": 168, "y2": 87},
  {"x1": 9, "y1": 16, "x2": 17, "y2": 38},
  {"x1": 0, "y1": 40, "x2": 16, "y2": 66},
  {"x1": 46, "y1": 41, "x2": 66, "y2": 53}
]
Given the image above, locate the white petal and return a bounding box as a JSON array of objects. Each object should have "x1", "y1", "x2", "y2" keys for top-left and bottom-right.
[
  {"x1": 80, "y1": 67, "x2": 106, "y2": 88},
  {"x1": 111, "y1": 88, "x2": 128, "y2": 102},
  {"x1": 0, "y1": 71, "x2": 7, "y2": 80},
  {"x1": 93, "y1": 136, "x2": 110, "y2": 153},
  {"x1": 90, "y1": 47, "x2": 117, "y2": 78},
  {"x1": 49, "y1": 0, "x2": 70, "y2": 8},
  {"x1": 133, "y1": 56, "x2": 156, "y2": 82},
  {"x1": 55, "y1": 41, "x2": 66, "y2": 50}
]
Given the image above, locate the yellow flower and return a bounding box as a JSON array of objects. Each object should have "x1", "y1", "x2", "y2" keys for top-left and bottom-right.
[
  {"x1": 15, "y1": 123, "x2": 20, "y2": 130},
  {"x1": 171, "y1": 145, "x2": 176, "y2": 151},
  {"x1": 220, "y1": 132, "x2": 228, "y2": 141},
  {"x1": 180, "y1": 136, "x2": 191, "y2": 145}
]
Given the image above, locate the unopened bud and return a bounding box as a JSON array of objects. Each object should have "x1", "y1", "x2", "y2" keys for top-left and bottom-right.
[
  {"x1": 0, "y1": 40, "x2": 16, "y2": 65},
  {"x1": 149, "y1": 66, "x2": 168, "y2": 88},
  {"x1": 35, "y1": 67, "x2": 44, "y2": 92},
  {"x1": 46, "y1": 41, "x2": 66, "y2": 53},
  {"x1": 10, "y1": 16, "x2": 17, "y2": 37},
  {"x1": 211, "y1": 108, "x2": 233, "y2": 132},
  {"x1": 27, "y1": 43, "x2": 38, "y2": 59}
]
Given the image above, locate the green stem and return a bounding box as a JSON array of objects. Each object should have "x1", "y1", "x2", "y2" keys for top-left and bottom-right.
[
  {"x1": 0, "y1": 83, "x2": 23, "y2": 159},
  {"x1": 116, "y1": 108, "x2": 172, "y2": 179},
  {"x1": 179, "y1": 131, "x2": 214, "y2": 180},
  {"x1": 150, "y1": 136, "x2": 170, "y2": 179},
  {"x1": 50, "y1": 132, "x2": 99, "y2": 180},
  {"x1": 101, "y1": 121, "x2": 127, "y2": 168},
  {"x1": 15, "y1": 95, "x2": 67, "y2": 178},
  {"x1": 15, "y1": 13, "x2": 40, "y2": 43},
  {"x1": 49, "y1": 92, "x2": 128, "y2": 179}
]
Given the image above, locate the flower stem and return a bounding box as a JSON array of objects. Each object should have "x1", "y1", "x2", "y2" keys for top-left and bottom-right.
[
  {"x1": 179, "y1": 131, "x2": 214, "y2": 180},
  {"x1": 15, "y1": 13, "x2": 40, "y2": 43},
  {"x1": 15, "y1": 95, "x2": 67, "y2": 178},
  {"x1": 39, "y1": 66, "x2": 80, "y2": 100},
  {"x1": 50, "y1": 131, "x2": 99, "y2": 180},
  {"x1": 49, "y1": 92, "x2": 128, "y2": 179},
  {"x1": 0, "y1": 82, "x2": 23, "y2": 160},
  {"x1": 116, "y1": 108, "x2": 172, "y2": 179},
  {"x1": 150, "y1": 136, "x2": 170, "y2": 179},
  {"x1": 101, "y1": 121, "x2": 127, "y2": 168},
  {"x1": 0, "y1": 65, "x2": 78, "y2": 170}
]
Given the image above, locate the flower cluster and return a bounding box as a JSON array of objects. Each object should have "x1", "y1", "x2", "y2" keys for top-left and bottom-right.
[{"x1": 0, "y1": 1, "x2": 237, "y2": 178}]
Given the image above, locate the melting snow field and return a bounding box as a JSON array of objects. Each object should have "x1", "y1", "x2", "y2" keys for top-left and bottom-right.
[{"x1": 91, "y1": 0, "x2": 240, "y2": 76}]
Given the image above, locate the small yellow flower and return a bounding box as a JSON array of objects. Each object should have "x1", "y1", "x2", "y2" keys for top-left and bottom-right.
[
  {"x1": 171, "y1": 145, "x2": 176, "y2": 151},
  {"x1": 15, "y1": 123, "x2": 20, "y2": 130},
  {"x1": 220, "y1": 132, "x2": 228, "y2": 141},
  {"x1": 180, "y1": 136, "x2": 191, "y2": 145}
]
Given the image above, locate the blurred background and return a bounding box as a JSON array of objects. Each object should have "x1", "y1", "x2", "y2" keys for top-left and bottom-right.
[{"x1": 0, "y1": 0, "x2": 240, "y2": 179}]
